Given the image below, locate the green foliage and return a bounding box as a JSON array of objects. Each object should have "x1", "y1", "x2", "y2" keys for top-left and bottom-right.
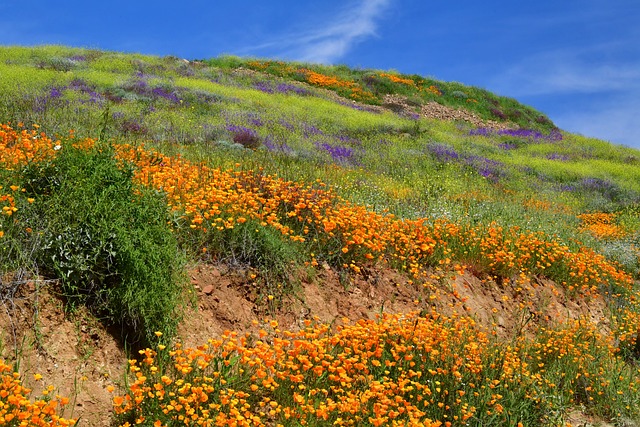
[{"x1": 22, "y1": 144, "x2": 185, "y2": 348}]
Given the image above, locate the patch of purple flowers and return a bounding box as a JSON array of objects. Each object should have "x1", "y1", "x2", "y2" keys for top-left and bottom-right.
[
  {"x1": 69, "y1": 79, "x2": 103, "y2": 104},
  {"x1": 464, "y1": 155, "x2": 506, "y2": 181},
  {"x1": 49, "y1": 87, "x2": 64, "y2": 99},
  {"x1": 246, "y1": 113, "x2": 263, "y2": 127},
  {"x1": 226, "y1": 124, "x2": 261, "y2": 149},
  {"x1": 469, "y1": 127, "x2": 563, "y2": 142},
  {"x1": 263, "y1": 136, "x2": 293, "y2": 154},
  {"x1": 318, "y1": 142, "x2": 356, "y2": 164},
  {"x1": 468, "y1": 128, "x2": 491, "y2": 137},
  {"x1": 253, "y1": 81, "x2": 275, "y2": 94},
  {"x1": 498, "y1": 143, "x2": 517, "y2": 150},
  {"x1": 276, "y1": 83, "x2": 310, "y2": 96},
  {"x1": 558, "y1": 184, "x2": 577, "y2": 193},
  {"x1": 336, "y1": 134, "x2": 362, "y2": 147},
  {"x1": 31, "y1": 86, "x2": 69, "y2": 112},
  {"x1": 580, "y1": 177, "x2": 623, "y2": 201},
  {"x1": 279, "y1": 119, "x2": 295, "y2": 132},
  {"x1": 151, "y1": 87, "x2": 180, "y2": 104},
  {"x1": 125, "y1": 78, "x2": 149, "y2": 95},
  {"x1": 426, "y1": 143, "x2": 505, "y2": 181},
  {"x1": 303, "y1": 124, "x2": 324, "y2": 138},
  {"x1": 253, "y1": 80, "x2": 312, "y2": 96},
  {"x1": 116, "y1": 76, "x2": 184, "y2": 105},
  {"x1": 426, "y1": 143, "x2": 460, "y2": 162}
]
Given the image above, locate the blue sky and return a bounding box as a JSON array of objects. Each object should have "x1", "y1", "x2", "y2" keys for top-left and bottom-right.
[{"x1": 1, "y1": 0, "x2": 639, "y2": 149}]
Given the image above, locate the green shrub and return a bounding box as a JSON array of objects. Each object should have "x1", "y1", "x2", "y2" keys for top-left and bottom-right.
[{"x1": 25, "y1": 143, "x2": 185, "y2": 348}]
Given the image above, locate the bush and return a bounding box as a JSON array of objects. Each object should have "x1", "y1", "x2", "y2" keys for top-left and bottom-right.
[
  {"x1": 27, "y1": 143, "x2": 185, "y2": 348},
  {"x1": 231, "y1": 127, "x2": 262, "y2": 150}
]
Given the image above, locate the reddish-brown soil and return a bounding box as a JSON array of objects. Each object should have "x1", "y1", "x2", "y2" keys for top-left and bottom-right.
[
  {"x1": 0, "y1": 264, "x2": 611, "y2": 426},
  {"x1": 0, "y1": 281, "x2": 124, "y2": 426}
]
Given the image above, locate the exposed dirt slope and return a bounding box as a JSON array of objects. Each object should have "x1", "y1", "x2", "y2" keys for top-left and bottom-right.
[{"x1": 1, "y1": 264, "x2": 612, "y2": 426}]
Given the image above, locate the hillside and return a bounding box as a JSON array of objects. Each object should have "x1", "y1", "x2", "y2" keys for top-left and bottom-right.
[{"x1": 1, "y1": 45, "x2": 640, "y2": 426}]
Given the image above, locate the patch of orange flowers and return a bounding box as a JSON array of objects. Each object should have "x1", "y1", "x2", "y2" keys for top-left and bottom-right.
[
  {"x1": 111, "y1": 313, "x2": 491, "y2": 426},
  {"x1": 378, "y1": 73, "x2": 417, "y2": 87},
  {"x1": 2, "y1": 122, "x2": 630, "y2": 296},
  {"x1": 423, "y1": 85, "x2": 442, "y2": 96},
  {"x1": 112, "y1": 311, "x2": 640, "y2": 426},
  {"x1": 246, "y1": 60, "x2": 377, "y2": 102},
  {"x1": 0, "y1": 360, "x2": 76, "y2": 426},
  {"x1": 0, "y1": 189, "x2": 18, "y2": 218},
  {"x1": 522, "y1": 197, "x2": 573, "y2": 215},
  {"x1": 301, "y1": 69, "x2": 376, "y2": 102},
  {"x1": 0, "y1": 123, "x2": 94, "y2": 169},
  {"x1": 0, "y1": 123, "x2": 61, "y2": 167},
  {"x1": 116, "y1": 140, "x2": 632, "y2": 294},
  {"x1": 578, "y1": 212, "x2": 626, "y2": 240}
]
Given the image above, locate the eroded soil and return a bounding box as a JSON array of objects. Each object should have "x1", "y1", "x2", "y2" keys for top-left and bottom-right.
[{"x1": 0, "y1": 264, "x2": 612, "y2": 426}]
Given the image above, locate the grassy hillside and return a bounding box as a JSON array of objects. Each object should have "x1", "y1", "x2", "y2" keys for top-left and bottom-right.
[{"x1": 1, "y1": 45, "x2": 640, "y2": 426}]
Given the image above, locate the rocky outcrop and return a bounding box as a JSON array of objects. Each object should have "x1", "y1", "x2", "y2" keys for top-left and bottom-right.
[{"x1": 383, "y1": 94, "x2": 516, "y2": 131}]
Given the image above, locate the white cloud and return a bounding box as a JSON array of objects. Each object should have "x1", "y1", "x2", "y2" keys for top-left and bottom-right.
[
  {"x1": 492, "y1": 48, "x2": 640, "y2": 97},
  {"x1": 554, "y1": 97, "x2": 640, "y2": 149},
  {"x1": 243, "y1": 0, "x2": 391, "y2": 64}
]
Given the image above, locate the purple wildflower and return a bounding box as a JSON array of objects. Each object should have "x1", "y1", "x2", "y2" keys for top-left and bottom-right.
[
  {"x1": 151, "y1": 87, "x2": 180, "y2": 103},
  {"x1": 263, "y1": 136, "x2": 293, "y2": 154},
  {"x1": 49, "y1": 87, "x2": 64, "y2": 99},
  {"x1": 226, "y1": 125, "x2": 261, "y2": 149},
  {"x1": 426, "y1": 143, "x2": 460, "y2": 162},
  {"x1": 279, "y1": 119, "x2": 295, "y2": 132},
  {"x1": 469, "y1": 128, "x2": 491, "y2": 137},
  {"x1": 498, "y1": 143, "x2": 517, "y2": 150},
  {"x1": 131, "y1": 79, "x2": 148, "y2": 94},
  {"x1": 69, "y1": 79, "x2": 103, "y2": 104},
  {"x1": 470, "y1": 127, "x2": 563, "y2": 142},
  {"x1": 464, "y1": 155, "x2": 505, "y2": 181},
  {"x1": 276, "y1": 83, "x2": 311, "y2": 96},
  {"x1": 245, "y1": 113, "x2": 263, "y2": 127},
  {"x1": 548, "y1": 129, "x2": 563, "y2": 141},
  {"x1": 253, "y1": 81, "x2": 275, "y2": 93},
  {"x1": 497, "y1": 129, "x2": 543, "y2": 139},
  {"x1": 558, "y1": 184, "x2": 577, "y2": 192},
  {"x1": 303, "y1": 124, "x2": 324, "y2": 137},
  {"x1": 319, "y1": 142, "x2": 355, "y2": 163},
  {"x1": 226, "y1": 124, "x2": 256, "y2": 135}
]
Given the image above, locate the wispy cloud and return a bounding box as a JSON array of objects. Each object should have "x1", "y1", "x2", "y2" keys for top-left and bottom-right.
[
  {"x1": 242, "y1": 0, "x2": 391, "y2": 63},
  {"x1": 492, "y1": 47, "x2": 640, "y2": 97},
  {"x1": 554, "y1": 95, "x2": 640, "y2": 148}
]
